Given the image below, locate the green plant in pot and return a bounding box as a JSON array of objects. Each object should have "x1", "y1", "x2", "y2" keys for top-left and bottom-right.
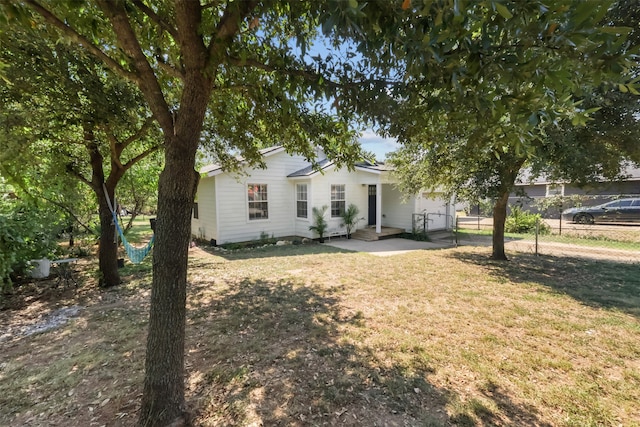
[
  {"x1": 309, "y1": 205, "x2": 328, "y2": 243},
  {"x1": 340, "y1": 203, "x2": 363, "y2": 239}
]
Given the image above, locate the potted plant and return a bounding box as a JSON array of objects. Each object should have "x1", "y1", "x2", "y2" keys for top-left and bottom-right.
[
  {"x1": 340, "y1": 203, "x2": 363, "y2": 239},
  {"x1": 309, "y1": 205, "x2": 328, "y2": 243}
]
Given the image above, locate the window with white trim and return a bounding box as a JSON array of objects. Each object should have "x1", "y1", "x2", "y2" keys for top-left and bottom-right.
[
  {"x1": 546, "y1": 184, "x2": 564, "y2": 197},
  {"x1": 296, "y1": 184, "x2": 308, "y2": 218},
  {"x1": 331, "y1": 184, "x2": 345, "y2": 217},
  {"x1": 248, "y1": 184, "x2": 268, "y2": 220}
]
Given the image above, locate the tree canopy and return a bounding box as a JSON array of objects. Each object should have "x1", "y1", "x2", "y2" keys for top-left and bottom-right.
[
  {"x1": 2, "y1": 1, "x2": 366, "y2": 424},
  {"x1": 325, "y1": 0, "x2": 640, "y2": 259},
  {"x1": 0, "y1": 23, "x2": 163, "y2": 286}
]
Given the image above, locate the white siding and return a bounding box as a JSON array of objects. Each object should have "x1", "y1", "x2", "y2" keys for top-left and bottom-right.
[
  {"x1": 308, "y1": 167, "x2": 370, "y2": 235},
  {"x1": 215, "y1": 151, "x2": 310, "y2": 243},
  {"x1": 381, "y1": 185, "x2": 415, "y2": 231},
  {"x1": 416, "y1": 193, "x2": 452, "y2": 230},
  {"x1": 293, "y1": 180, "x2": 313, "y2": 238},
  {"x1": 191, "y1": 176, "x2": 217, "y2": 241}
]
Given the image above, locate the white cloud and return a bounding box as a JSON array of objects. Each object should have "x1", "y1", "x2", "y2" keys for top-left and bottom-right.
[{"x1": 358, "y1": 130, "x2": 399, "y2": 160}]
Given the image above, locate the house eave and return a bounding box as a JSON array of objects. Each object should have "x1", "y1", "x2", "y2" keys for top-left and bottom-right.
[
  {"x1": 200, "y1": 145, "x2": 286, "y2": 177},
  {"x1": 355, "y1": 166, "x2": 384, "y2": 175}
]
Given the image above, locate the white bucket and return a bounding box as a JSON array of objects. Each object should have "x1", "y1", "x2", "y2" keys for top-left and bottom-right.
[{"x1": 29, "y1": 258, "x2": 51, "y2": 279}]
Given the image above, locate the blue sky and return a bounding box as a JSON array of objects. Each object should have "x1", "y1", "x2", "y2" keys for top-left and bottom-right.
[
  {"x1": 358, "y1": 130, "x2": 399, "y2": 161},
  {"x1": 301, "y1": 37, "x2": 401, "y2": 161}
]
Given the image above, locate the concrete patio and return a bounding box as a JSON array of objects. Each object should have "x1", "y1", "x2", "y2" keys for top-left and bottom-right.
[{"x1": 324, "y1": 237, "x2": 453, "y2": 257}]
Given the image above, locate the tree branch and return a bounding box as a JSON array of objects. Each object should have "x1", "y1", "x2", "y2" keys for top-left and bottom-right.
[
  {"x1": 6, "y1": 172, "x2": 96, "y2": 234},
  {"x1": 23, "y1": 0, "x2": 139, "y2": 84},
  {"x1": 206, "y1": 1, "x2": 259, "y2": 71},
  {"x1": 122, "y1": 144, "x2": 161, "y2": 172},
  {"x1": 155, "y1": 56, "x2": 184, "y2": 79},
  {"x1": 132, "y1": 0, "x2": 179, "y2": 40},
  {"x1": 40, "y1": 194, "x2": 96, "y2": 234},
  {"x1": 122, "y1": 116, "x2": 156, "y2": 150},
  {"x1": 95, "y1": 0, "x2": 175, "y2": 135},
  {"x1": 225, "y1": 55, "x2": 400, "y2": 90},
  {"x1": 102, "y1": 125, "x2": 125, "y2": 170},
  {"x1": 66, "y1": 163, "x2": 92, "y2": 188}
]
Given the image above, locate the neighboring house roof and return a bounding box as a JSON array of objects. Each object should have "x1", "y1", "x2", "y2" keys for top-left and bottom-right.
[
  {"x1": 200, "y1": 146, "x2": 286, "y2": 177},
  {"x1": 517, "y1": 165, "x2": 640, "y2": 185}
]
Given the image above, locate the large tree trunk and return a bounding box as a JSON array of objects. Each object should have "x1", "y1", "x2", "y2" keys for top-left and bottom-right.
[
  {"x1": 138, "y1": 137, "x2": 200, "y2": 425},
  {"x1": 96, "y1": 184, "x2": 120, "y2": 288},
  {"x1": 492, "y1": 190, "x2": 510, "y2": 260},
  {"x1": 86, "y1": 129, "x2": 122, "y2": 288},
  {"x1": 491, "y1": 157, "x2": 526, "y2": 261}
]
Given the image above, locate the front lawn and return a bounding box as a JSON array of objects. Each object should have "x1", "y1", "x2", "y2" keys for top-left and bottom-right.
[{"x1": 1, "y1": 244, "x2": 639, "y2": 426}]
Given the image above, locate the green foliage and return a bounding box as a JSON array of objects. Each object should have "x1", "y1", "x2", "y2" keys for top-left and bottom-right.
[
  {"x1": 339, "y1": 203, "x2": 362, "y2": 238},
  {"x1": 309, "y1": 205, "x2": 329, "y2": 241},
  {"x1": 400, "y1": 232, "x2": 431, "y2": 242},
  {"x1": 348, "y1": 0, "x2": 640, "y2": 257},
  {"x1": 259, "y1": 231, "x2": 277, "y2": 245},
  {"x1": 505, "y1": 206, "x2": 550, "y2": 235},
  {"x1": 0, "y1": 196, "x2": 64, "y2": 289}
]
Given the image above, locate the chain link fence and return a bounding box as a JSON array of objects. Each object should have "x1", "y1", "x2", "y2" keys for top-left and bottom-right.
[{"x1": 455, "y1": 214, "x2": 640, "y2": 263}]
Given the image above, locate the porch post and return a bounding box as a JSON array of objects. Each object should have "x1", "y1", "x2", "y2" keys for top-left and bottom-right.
[{"x1": 376, "y1": 183, "x2": 382, "y2": 234}]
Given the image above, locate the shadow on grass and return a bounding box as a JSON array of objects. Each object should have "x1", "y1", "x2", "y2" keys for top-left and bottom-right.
[
  {"x1": 195, "y1": 242, "x2": 352, "y2": 261},
  {"x1": 451, "y1": 251, "x2": 640, "y2": 318},
  {"x1": 184, "y1": 275, "x2": 552, "y2": 426}
]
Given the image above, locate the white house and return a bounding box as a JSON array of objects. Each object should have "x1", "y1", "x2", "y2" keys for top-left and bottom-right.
[{"x1": 191, "y1": 146, "x2": 455, "y2": 244}]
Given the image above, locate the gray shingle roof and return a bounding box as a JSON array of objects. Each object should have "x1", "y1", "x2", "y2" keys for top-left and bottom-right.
[
  {"x1": 287, "y1": 158, "x2": 333, "y2": 177},
  {"x1": 355, "y1": 160, "x2": 393, "y2": 172}
]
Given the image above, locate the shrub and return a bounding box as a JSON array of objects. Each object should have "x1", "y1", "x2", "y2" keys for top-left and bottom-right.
[
  {"x1": 340, "y1": 204, "x2": 363, "y2": 239},
  {"x1": 1, "y1": 199, "x2": 64, "y2": 289},
  {"x1": 505, "y1": 206, "x2": 550, "y2": 235},
  {"x1": 309, "y1": 205, "x2": 328, "y2": 242}
]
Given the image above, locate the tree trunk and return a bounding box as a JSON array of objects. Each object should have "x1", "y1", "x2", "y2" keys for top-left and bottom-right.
[
  {"x1": 492, "y1": 190, "x2": 510, "y2": 260},
  {"x1": 85, "y1": 129, "x2": 122, "y2": 288},
  {"x1": 138, "y1": 136, "x2": 202, "y2": 425},
  {"x1": 96, "y1": 184, "x2": 120, "y2": 287}
]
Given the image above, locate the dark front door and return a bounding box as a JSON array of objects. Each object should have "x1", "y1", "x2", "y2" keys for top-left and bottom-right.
[{"x1": 368, "y1": 185, "x2": 376, "y2": 226}]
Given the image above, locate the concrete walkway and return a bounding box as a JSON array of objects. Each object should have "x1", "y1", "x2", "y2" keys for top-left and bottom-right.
[{"x1": 324, "y1": 237, "x2": 453, "y2": 257}]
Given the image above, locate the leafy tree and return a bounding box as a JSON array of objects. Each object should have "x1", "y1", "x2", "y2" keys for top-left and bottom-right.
[
  {"x1": 0, "y1": 25, "x2": 162, "y2": 287},
  {"x1": 327, "y1": 0, "x2": 639, "y2": 259},
  {"x1": 530, "y1": 1, "x2": 640, "y2": 185},
  {"x1": 4, "y1": 2, "x2": 364, "y2": 424},
  {"x1": 0, "y1": 185, "x2": 65, "y2": 290},
  {"x1": 116, "y1": 150, "x2": 163, "y2": 230}
]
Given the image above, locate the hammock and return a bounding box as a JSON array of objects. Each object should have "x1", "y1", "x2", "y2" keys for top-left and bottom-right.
[
  {"x1": 104, "y1": 184, "x2": 155, "y2": 264},
  {"x1": 113, "y1": 215, "x2": 155, "y2": 264}
]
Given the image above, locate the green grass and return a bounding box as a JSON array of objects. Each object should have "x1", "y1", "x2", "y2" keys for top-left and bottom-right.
[
  {"x1": 121, "y1": 216, "x2": 154, "y2": 244},
  {"x1": 457, "y1": 228, "x2": 640, "y2": 251},
  {"x1": 1, "y1": 244, "x2": 639, "y2": 426}
]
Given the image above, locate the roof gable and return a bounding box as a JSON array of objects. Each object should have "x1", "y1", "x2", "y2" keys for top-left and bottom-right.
[{"x1": 200, "y1": 146, "x2": 286, "y2": 176}]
